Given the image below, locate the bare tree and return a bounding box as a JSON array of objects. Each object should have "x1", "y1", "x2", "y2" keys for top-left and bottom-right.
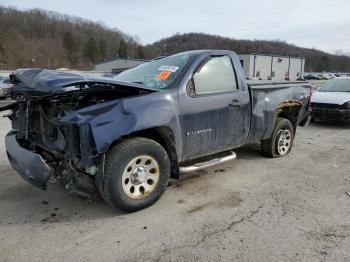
[{"x1": 0, "y1": 6, "x2": 140, "y2": 69}]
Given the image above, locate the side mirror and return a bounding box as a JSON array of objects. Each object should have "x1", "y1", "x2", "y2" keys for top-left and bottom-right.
[{"x1": 186, "y1": 78, "x2": 196, "y2": 98}]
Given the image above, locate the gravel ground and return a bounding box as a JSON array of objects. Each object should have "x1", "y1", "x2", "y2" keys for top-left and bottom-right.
[{"x1": 0, "y1": 103, "x2": 349, "y2": 262}]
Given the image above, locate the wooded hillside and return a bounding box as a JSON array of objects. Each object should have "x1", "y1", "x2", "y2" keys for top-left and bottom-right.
[
  {"x1": 144, "y1": 33, "x2": 350, "y2": 72},
  {"x1": 1, "y1": 6, "x2": 350, "y2": 72},
  {"x1": 0, "y1": 6, "x2": 145, "y2": 70}
]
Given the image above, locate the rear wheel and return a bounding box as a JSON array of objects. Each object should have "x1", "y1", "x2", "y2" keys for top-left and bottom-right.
[
  {"x1": 261, "y1": 118, "x2": 294, "y2": 158},
  {"x1": 100, "y1": 137, "x2": 170, "y2": 212}
]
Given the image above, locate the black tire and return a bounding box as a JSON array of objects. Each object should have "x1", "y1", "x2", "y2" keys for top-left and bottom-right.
[
  {"x1": 100, "y1": 137, "x2": 170, "y2": 212},
  {"x1": 261, "y1": 118, "x2": 294, "y2": 158}
]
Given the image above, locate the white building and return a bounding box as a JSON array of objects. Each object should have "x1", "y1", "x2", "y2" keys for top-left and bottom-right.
[
  {"x1": 94, "y1": 58, "x2": 148, "y2": 74},
  {"x1": 238, "y1": 54, "x2": 305, "y2": 81}
]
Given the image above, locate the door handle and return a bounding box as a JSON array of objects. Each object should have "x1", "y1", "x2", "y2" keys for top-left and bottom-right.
[{"x1": 228, "y1": 99, "x2": 241, "y2": 107}]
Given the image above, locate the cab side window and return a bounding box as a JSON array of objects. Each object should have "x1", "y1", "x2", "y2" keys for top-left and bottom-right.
[{"x1": 193, "y1": 56, "x2": 238, "y2": 95}]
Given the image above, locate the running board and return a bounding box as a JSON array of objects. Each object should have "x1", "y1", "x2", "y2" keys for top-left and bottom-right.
[{"x1": 179, "y1": 151, "x2": 237, "y2": 174}]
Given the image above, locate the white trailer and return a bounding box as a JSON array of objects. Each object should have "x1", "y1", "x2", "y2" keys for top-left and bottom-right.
[{"x1": 238, "y1": 54, "x2": 305, "y2": 81}]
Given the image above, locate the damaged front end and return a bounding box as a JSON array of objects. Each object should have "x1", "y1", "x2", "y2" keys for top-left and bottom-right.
[
  {"x1": 2, "y1": 69, "x2": 157, "y2": 199},
  {"x1": 6, "y1": 96, "x2": 98, "y2": 199}
]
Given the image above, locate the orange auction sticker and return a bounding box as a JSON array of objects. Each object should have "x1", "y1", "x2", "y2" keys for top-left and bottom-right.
[{"x1": 156, "y1": 71, "x2": 172, "y2": 80}]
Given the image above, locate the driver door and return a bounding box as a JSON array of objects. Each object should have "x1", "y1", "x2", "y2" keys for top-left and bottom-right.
[{"x1": 179, "y1": 55, "x2": 249, "y2": 161}]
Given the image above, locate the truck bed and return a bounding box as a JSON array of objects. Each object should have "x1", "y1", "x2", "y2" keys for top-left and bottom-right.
[
  {"x1": 247, "y1": 80, "x2": 308, "y2": 87},
  {"x1": 246, "y1": 81, "x2": 312, "y2": 144}
]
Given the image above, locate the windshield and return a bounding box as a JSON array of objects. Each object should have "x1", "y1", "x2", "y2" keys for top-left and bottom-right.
[
  {"x1": 114, "y1": 53, "x2": 192, "y2": 89},
  {"x1": 319, "y1": 79, "x2": 350, "y2": 92}
]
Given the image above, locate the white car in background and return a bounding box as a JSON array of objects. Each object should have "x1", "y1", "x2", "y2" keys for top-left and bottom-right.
[
  {"x1": 0, "y1": 77, "x2": 13, "y2": 99},
  {"x1": 311, "y1": 78, "x2": 350, "y2": 121}
]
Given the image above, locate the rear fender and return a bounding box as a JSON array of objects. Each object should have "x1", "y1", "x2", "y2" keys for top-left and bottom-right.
[{"x1": 262, "y1": 100, "x2": 302, "y2": 141}]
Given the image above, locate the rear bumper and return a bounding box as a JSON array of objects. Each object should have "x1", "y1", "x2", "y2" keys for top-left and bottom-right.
[
  {"x1": 5, "y1": 133, "x2": 52, "y2": 189},
  {"x1": 311, "y1": 108, "x2": 350, "y2": 120}
]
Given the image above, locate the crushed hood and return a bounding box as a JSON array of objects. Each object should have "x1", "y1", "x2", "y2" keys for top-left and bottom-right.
[
  {"x1": 311, "y1": 91, "x2": 350, "y2": 105},
  {"x1": 10, "y1": 68, "x2": 159, "y2": 95}
]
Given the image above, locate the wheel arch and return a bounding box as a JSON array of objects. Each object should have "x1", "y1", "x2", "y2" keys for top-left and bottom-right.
[
  {"x1": 275, "y1": 101, "x2": 302, "y2": 133},
  {"x1": 109, "y1": 126, "x2": 179, "y2": 179}
]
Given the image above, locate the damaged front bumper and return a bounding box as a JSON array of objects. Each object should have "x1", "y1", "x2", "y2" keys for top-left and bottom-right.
[{"x1": 5, "y1": 133, "x2": 52, "y2": 189}]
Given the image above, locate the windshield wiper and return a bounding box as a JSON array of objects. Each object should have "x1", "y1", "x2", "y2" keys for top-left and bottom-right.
[{"x1": 132, "y1": 81, "x2": 145, "y2": 85}]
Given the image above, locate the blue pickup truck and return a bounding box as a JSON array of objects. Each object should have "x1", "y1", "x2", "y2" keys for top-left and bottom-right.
[{"x1": 2, "y1": 50, "x2": 312, "y2": 212}]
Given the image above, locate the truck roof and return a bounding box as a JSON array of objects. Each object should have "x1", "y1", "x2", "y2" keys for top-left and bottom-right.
[{"x1": 171, "y1": 50, "x2": 237, "y2": 56}]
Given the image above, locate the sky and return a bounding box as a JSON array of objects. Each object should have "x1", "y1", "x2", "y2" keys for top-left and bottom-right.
[{"x1": 2, "y1": 0, "x2": 350, "y2": 54}]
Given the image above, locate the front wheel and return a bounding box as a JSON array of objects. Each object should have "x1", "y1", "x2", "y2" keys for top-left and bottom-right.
[
  {"x1": 100, "y1": 137, "x2": 171, "y2": 212},
  {"x1": 261, "y1": 118, "x2": 294, "y2": 158}
]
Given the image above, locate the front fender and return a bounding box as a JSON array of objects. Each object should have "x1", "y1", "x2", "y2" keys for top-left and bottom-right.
[{"x1": 59, "y1": 91, "x2": 181, "y2": 157}]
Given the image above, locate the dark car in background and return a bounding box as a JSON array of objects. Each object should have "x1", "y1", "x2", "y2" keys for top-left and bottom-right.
[
  {"x1": 304, "y1": 73, "x2": 320, "y2": 80},
  {"x1": 311, "y1": 78, "x2": 350, "y2": 121}
]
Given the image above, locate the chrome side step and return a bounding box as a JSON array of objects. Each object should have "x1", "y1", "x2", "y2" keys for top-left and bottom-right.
[{"x1": 179, "y1": 151, "x2": 237, "y2": 174}]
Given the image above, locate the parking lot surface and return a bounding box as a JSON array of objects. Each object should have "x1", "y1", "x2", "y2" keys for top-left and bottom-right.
[{"x1": 0, "y1": 101, "x2": 349, "y2": 262}]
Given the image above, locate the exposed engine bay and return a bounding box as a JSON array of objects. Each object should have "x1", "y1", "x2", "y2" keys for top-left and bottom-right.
[
  {"x1": 2, "y1": 69, "x2": 157, "y2": 199},
  {"x1": 10, "y1": 83, "x2": 152, "y2": 160}
]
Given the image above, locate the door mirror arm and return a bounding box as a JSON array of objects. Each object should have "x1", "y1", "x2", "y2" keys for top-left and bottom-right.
[
  {"x1": 194, "y1": 56, "x2": 211, "y2": 74},
  {"x1": 186, "y1": 78, "x2": 196, "y2": 98}
]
